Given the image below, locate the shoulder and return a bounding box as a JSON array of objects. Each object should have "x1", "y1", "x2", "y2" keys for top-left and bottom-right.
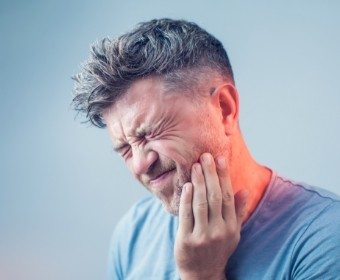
[
  {"x1": 229, "y1": 172, "x2": 339, "y2": 279},
  {"x1": 273, "y1": 174, "x2": 340, "y2": 279},
  {"x1": 275, "y1": 174, "x2": 340, "y2": 202},
  {"x1": 269, "y1": 173, "x2": 339, "y2": 220},
  {"x1": 243, "y1": 171, "x2": 340, "y2": 247},
  {"x1": 272, "y1": 173, "x2": 340, "y2": 238}
]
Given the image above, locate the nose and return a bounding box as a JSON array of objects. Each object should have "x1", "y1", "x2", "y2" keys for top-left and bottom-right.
[{"x1": 131, "y1": 144, "x2": 158, "y2": 176}]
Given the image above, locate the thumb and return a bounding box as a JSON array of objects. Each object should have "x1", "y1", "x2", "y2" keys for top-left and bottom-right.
[{"x1": 234, "y1": 189, "x2": 249, "y2": 229}]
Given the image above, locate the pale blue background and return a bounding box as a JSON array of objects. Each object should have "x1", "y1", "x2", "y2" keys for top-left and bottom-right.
[{"x1": 1, "y1": 1, "x2": 339, "y2": 279}]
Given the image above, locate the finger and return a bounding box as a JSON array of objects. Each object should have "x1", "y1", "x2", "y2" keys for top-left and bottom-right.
[
  {"x1": 200, "y1": 153, "x2": 222, "y2": 222},
  {"x1": 178, "y1": 182, "x2": 194, "y2": 234},
  {"x1": 234, "y1": 189, "x2": 249, "y2": 230},
  {"x1": 215, "y1": 156, "x2": 236, "y2": 222},
  {"x1": 191, "y1": 163, "x2": 208, "y2": 232}
]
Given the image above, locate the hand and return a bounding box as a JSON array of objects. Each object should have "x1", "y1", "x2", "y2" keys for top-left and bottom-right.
[{"x1": 174, "y1": 153, "x2": 248, "y2": 280}]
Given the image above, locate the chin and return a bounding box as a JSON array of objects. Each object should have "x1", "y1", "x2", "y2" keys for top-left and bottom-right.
[
  {"x1": 151, "y1": 168, "x2": 188, "y2": 217},
  {"x1": 161, "y1": 190, "x2": 181, "y2": 216}
]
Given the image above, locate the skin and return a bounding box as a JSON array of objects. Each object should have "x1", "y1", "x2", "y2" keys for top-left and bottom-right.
[
  {"x1": 175, "y1": 154, "x2": 248, "y2": 280},
  {"x1": 102, "y1": 74, "x2": 272, "y2": 279}
]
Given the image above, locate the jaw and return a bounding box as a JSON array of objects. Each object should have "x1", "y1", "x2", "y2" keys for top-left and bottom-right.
[
  {"x1": 154, "y1": 169, "x2": 186, "y2": 217},
  {"x1": 163, "y1": 192, "x2": 181, "y2": 216},
  {"x1": 159, "y1": 181, "x2": 182, "y2": 217}
]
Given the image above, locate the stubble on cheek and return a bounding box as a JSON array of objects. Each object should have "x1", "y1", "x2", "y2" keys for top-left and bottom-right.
[{"x1": 168, "y1": 165, "x2": 191, "y2": 216}]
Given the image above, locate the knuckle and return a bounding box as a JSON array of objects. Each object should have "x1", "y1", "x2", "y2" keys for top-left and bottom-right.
[
  {"x1": 194, "y1": 235, "x2": 208, "y2": 248},
  {"x1": 222, "y1": 191, "x2": 233, "y2": 202},
  {"x1": 194, "y1": 173, "x2": 204, "y2": 184},
  {"x1": 180, "y1": 236, "x2": 193, "y2": 248},
  {"x1": 210, "y1": 231, "x2": 225, "y2": 243},
  {"x1": 181, "y1": 209, "x2": 192, "y2": 220},
  {"x1": 227, "y1": 224, "x2": 238, "y2": 237},
  {"x1": 208, "y1": 192, "x2": 221, "y2": 203},
  {"x1": 196, "y1": 200, "x2": 208, "y2": 209}
]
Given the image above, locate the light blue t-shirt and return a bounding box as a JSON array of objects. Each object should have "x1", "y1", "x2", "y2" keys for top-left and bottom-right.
[{"x1": 108, "y1": 171, "x2": 340, "y2": 279}]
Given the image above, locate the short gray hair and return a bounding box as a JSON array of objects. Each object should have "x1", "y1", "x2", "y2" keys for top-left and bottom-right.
[{"x1": 71, "y1": 18, "x2": 235, "y2": 128}]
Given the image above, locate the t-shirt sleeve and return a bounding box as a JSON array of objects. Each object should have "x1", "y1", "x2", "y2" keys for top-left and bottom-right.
[
  {"x1": 107, "y1": 219, "x2": 125, "y2": 280},
  {"x1": 106, "y1": 196, "x2": 154, "y2": 280},
  {"x1": 291, "y1": 201, "x2": 340, "y2": 280}
]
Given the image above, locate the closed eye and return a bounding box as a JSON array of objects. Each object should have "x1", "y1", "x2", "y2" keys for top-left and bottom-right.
[
  {"x1": 113, "y1": 143, "x2": 129, "y2": 154},
  {"x1": 115, "y1": 146, "x2": 131, "y2": 160}
]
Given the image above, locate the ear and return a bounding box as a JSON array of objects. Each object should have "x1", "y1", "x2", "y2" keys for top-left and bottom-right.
[{"x1": 212, "y1": 83, "x2": 240, "y2": 135}]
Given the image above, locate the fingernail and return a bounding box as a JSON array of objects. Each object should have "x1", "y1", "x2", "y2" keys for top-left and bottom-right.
[
  {"x1": 193, "y1": 163, "x2": 201, "y2": 173},
  {"x1": 186, "y1": 183, "x2": 192, "y2": 193},
  {"x1": 202, "y1": 153, "x2": 211, "y2": 164},
  {"x1": 217, "y1": 156, "x2": 225, "y2": 168}
]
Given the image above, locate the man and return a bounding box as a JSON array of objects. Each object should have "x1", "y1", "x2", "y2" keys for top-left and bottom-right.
[{"x1": 72, "y1": 19, "x2": 340, "y2": 279}]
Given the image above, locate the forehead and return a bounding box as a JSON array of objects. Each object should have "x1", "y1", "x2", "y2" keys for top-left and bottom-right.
[{"x1": 102, "y1": 77, "x2": 194, "y2": 138}]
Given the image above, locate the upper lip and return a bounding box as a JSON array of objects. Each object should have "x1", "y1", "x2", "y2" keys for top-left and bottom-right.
[{"x1": 149, "y1": 168, "x2": 176, "y2": 182}]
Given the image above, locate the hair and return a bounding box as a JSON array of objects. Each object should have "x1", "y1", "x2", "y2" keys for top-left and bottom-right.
[{"x1": 71, "y1": 18, "x2": 235, "y2": 128}]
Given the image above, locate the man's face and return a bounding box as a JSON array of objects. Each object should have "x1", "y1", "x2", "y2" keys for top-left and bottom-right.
[{"x1": 102, "y1": 76, "x2": 230, "y2": 216}]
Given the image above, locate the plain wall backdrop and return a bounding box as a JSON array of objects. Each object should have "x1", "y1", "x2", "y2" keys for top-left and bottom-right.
[{"x1": 1, "y1": 1, "x2": 339, "y2": 279}]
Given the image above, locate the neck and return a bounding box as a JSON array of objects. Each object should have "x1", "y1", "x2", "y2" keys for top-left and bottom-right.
[{"x1": 229, "y1": 128, "x2": 272, "y2": 224}]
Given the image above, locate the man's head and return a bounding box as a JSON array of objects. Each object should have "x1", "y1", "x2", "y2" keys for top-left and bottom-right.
[{"x1": 72, "y1": 18, "x2": 240, "y2": 215}]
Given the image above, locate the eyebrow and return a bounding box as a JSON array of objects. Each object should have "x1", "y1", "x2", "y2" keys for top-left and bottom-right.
[{"x1": 135, "y1": 124, "x2": 151, "y2": 137}]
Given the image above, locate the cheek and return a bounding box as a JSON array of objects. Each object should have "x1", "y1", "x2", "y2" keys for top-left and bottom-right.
[{"x1": 151, "y1": 139, "x2": 200, "y2": 167}]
